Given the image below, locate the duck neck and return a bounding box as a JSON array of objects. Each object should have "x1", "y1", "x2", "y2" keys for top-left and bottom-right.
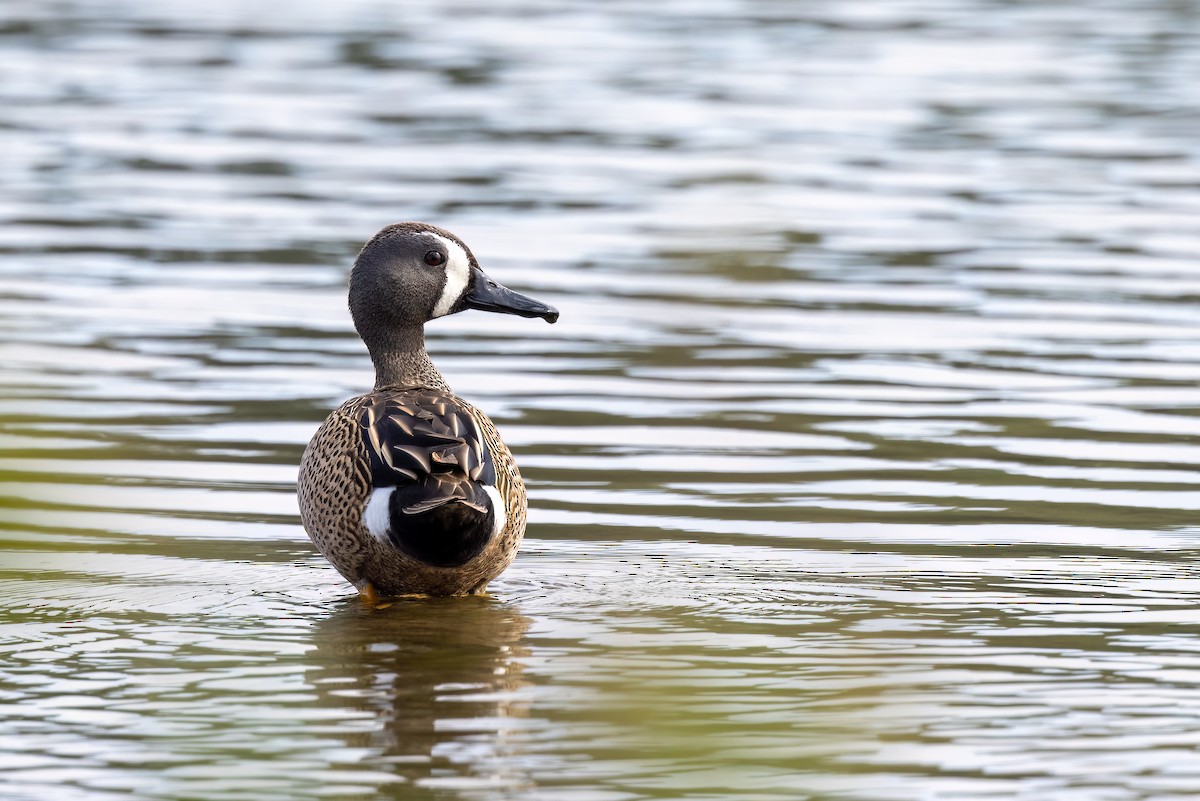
[{"x1": 367, "y1": 329, "x2": 451, "y2": 392}]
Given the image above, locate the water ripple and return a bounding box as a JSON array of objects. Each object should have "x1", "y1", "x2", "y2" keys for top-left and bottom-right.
[{"x1": 4, "y1": 0, "x2": 1200, "y2": 799}]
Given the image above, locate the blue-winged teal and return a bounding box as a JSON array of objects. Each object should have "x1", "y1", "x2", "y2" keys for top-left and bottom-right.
[{"x1": 297, "y1": 222, "x2": 558, "y2": 599}]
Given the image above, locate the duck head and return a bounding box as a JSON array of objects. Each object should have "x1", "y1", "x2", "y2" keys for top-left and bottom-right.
[{"x1": 349, "y1": 222, "x2": 558, "y2": 353}]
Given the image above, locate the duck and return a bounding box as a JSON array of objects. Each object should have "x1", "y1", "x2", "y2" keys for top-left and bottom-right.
[{"x1": 297, "y1": 222, "x2": 558, "y2": 599}]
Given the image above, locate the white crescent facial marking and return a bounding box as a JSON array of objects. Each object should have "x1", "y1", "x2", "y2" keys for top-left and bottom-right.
[
  {"x1": 363, "y1": 487, "x2": 395, "y2": 543},
  {"x1": 482, "y1": 484, "x2": 506, "y2": 539},
  {"x1": 429, "y1": 234, "x2": 472, "y2": 319}
]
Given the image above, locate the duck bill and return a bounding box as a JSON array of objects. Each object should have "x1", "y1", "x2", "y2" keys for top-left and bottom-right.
[{"x1": 460, "y1": 268, "x2": 559, "y2": 323}]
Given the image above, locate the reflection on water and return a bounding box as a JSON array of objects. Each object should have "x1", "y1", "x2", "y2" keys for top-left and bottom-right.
[
  {"x1": 4, "y1": 0, "x2": 1200, "y2": 798},
  {"x1": 309, "y1": 600, "x2": 531, "y2": 794}
]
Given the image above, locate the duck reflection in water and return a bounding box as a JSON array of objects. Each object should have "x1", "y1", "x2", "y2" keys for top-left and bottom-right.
[{"x1": 308, "y1": 597, "x2": 532, "y2": 787}]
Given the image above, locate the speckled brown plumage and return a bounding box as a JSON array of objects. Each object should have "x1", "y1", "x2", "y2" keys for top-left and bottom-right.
[
  {"x1": 296, "y1": 222, "x2": 556, "y2": 598},
  {"x1": 298, "y1": 389, "x2": 527, "y2": 595}
]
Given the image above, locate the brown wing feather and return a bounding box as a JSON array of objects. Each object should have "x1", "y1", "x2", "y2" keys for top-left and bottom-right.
[
  {"x1": 359, "y1": 391, "x2": 497, "y2": 490},
  {"x1": 458, "y1": 398, "x2": 527, "y2": 551}
]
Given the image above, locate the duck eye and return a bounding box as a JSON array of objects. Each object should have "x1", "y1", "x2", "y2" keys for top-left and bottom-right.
[{"x1": 423, "y1": 250, "x2": 445, "y2": 267}]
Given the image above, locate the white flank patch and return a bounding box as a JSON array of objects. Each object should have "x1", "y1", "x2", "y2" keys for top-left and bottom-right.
[
  {"x1": 429, "y1": 234, "x2": 472, "y2": 318},
  {"x1": 362, "y1": 487, "x2": 395, "y2": 543},
  {"x1": 482, "y1": 484, "x2": 507, "y2": 539}
]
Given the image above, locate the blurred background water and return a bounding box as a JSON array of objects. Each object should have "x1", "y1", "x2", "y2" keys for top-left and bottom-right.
[{"x1": 3, "y1": 0, "x2": 1200, "y2": 798}]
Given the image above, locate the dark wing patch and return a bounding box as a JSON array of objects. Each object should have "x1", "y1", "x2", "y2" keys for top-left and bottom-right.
[
  {"x1": 360, "y1": 392, "x2": 497, "y2": 489},
  {"x1": 358, "y1": 390, "x2": 499, "y2": 568}
]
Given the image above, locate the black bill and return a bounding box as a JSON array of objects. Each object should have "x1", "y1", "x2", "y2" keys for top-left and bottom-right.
[{"x1": 459, "y1": 268, "x2": 559, "y2": 323}]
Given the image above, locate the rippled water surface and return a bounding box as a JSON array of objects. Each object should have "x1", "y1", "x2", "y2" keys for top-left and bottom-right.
[{"x1": 5, "y1": 1, "x2": 1200, "y2": 798}]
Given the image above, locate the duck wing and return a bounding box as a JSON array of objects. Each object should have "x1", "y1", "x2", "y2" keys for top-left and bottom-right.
[{"x1": 358, "y1": 390, "x2": 500, "y2": 567}]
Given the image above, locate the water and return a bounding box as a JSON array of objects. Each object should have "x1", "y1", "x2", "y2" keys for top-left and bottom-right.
[{"x1": 3, "y1": 0, "x2": 1200, "y2": 798}]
